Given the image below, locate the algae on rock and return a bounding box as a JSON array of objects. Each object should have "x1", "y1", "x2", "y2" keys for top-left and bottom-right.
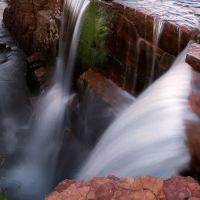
[{"x1": 75, "y1": 1, "x2": 115, "y2": 75}]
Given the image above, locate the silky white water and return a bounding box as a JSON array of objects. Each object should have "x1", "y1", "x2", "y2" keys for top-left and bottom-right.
[
  {"x1": 77, "y1": 46, "x2": 200, "y2": 179},
  {"x1": 0, "y1": 0, "x2": 200, "y2": 199},
  {"x1": 1, "y1": 0, "x2": 90, "y2": 199}
]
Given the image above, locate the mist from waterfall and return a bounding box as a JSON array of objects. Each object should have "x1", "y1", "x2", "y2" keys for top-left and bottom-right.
[
  {"x1": 1, "y1": 0, "x2": 90, "y2": 199},
  {"x1": 77, "y1": 46, "x2": 200, "y2": 179}
]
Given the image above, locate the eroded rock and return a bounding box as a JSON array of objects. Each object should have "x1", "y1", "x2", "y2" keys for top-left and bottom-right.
[
  {"x1": 3, "y1": 0, "x2": 60, "y2": 56},
  {"x1": 45, "y1": 175, "x2": 200, "y2": 200},
  {"x1": 78, "y1": 67, "x2": 135, "y2": 114}
]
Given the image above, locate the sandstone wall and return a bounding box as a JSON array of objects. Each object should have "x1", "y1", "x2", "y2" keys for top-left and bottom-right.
[
  {"x1": 45, "y1": 175, "x2": 200, "y2": 200},
  {"x1": 3, "y1": 0, "x2": 200, "y2": 95},
  {"x1": 75, "y1": 1, "x2": 200, "y2": 95},
  {"x1": 3, "y1": 0, "x2": 63, "y2": 56}
]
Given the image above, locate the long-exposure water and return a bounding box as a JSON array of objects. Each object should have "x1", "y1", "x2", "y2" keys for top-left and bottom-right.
[
  {"x1": 0, "y1": 0, "x2": 90, "y2": 199},
  {"x1": 0, "y1": 0, "x2": 200, "y2": 199},
  {"x1": 77, "y1": 46, "x2": 200, "y2": 179}
]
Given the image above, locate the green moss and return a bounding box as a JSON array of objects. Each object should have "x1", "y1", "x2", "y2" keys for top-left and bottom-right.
[
  {"x1": 75, "y1": 1, "x2": 117, "y2": 74},
  {"x1": 0, "y1": 189, "x2": 6, "y2": 200},
  {"x1": 0, "y1": 155, "x2": 6, "y2": 200}
]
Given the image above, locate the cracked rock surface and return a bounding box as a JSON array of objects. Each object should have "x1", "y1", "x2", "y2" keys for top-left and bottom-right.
[{"x1": 45, "y1": 175, "x2": 200, "y2": 200}]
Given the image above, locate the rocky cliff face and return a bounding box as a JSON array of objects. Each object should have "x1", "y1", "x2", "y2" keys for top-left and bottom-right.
[
  {"x1": 3, "y1": 0, "x2": 63, "y2": 56},
  {"x1": 3, "y1": 1, "x2": 200, "y2": 95}
]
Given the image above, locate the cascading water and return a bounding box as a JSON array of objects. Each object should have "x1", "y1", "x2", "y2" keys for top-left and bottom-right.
[
  {"x1": 77, "y1": 46, "x2": 200, "y2": 179},
  {"x1": 1, "y1": 0, "x2": 90, "y2": 199},
  {"x1": 1, "y1": 0, "x2": 200, "y2": 199},
  {"x1": 149, "y1": 18, "x2": 164, "y2": 84},
  {"x1": 178, "y1": 27, "x2": 182, "y2": 54}
]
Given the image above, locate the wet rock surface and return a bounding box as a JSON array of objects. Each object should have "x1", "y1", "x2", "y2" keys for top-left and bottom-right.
[
  {"x1": 79, "y1": 67, "x2": 135, "y2": 114},
  {"x1": 26, "y1": 52, "x2": 54, "y2": 92},
  {"x1": 186, "y1": 43, "x2": 200, "y2": 71},
  {"x1": 102, "y1": 0, "x2": 200, "y2": 95},
  {"x1": 4, "y1": 0, "x2": 200, "y2": 96},
  {"x1": 3, "y1": 0, "x2": 61, "y2": 56},
  {"x1": 45, "y1": 175, "x2": 200, "y2": 200}
]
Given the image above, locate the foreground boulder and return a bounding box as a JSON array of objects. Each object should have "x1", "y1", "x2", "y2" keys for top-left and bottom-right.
[{"x1": 45, "y1": 175, "x2": 200, "y2": 200}]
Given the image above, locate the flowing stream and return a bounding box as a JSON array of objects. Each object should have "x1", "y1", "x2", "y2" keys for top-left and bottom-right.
[
  {"x1": 77, "y1": 47, "x2": 200, "y2": 179},
  {"x1": 0, "y1": 0, "x2": 90, "y2": 199},
  {"x1": 0, "y1": 0, "x2": 200, "y2": 199}
]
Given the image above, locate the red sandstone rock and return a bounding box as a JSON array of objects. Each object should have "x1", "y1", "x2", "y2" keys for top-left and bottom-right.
[
  {"x1": 45, "y1": 175, "x2": 200, "y2": 200},
  {"x1": 186, "y1": 43, "x2": 200, "y2": 72},
  {"x1": 3, "y1": 0, "x2": 60, "y2": 56},
  {"x1": 187, "y1": 69, "x2": 200, "y2": 173},
  {"x1": 79, "y1": 67, "x2": 135, "y2": 114}
]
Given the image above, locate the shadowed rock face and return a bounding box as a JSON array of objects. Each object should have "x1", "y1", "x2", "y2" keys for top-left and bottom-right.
[{"x1": 45, "y1": 175, "x2": 200, "y2": 200}]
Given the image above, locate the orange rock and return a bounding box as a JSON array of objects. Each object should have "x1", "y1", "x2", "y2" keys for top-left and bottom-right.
[
  {"x1": 186, "y1": 43, "x2": 200, "y2": 72},
  {"x1": 45, "y1": 175, "x2": 200, "y2": 200}
]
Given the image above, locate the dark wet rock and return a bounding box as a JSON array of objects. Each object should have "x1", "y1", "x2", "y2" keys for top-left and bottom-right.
[
  {"x1": 26, "y1": 52, "x2": 54, "y2": 92},
  {"x1": 27, "y1": 52, "x2": 46, "y2": 69},
  {"x1": 159, "y1": 52, "x2": 176, "y2": 70},
  {"x1": 45, "y1": 175, "x2": 200, "y2": 200},
  {"x1": 26, "y1": 65, "x2": 54, "y2": 92},
  {"x1": 0, "y1": 43, "x2": 6, "y2": 50},
  {"x1": 186, "y1": 43, "x2": 200, "y2": 72},
  {"x1": 33, "y1": 67, "x2": 54, "y2": 91},
  {"x1": 34, "y1": 67, "x2": 47, "y2": 86},
  {"x1": 27, "y1": 52, "x2": 46, "y2": 64},
  {"x1": 1, "y1": 46, "x2": 11, "y2": 52}
]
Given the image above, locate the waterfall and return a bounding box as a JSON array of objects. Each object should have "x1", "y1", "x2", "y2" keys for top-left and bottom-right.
[
  {"x1": 149, "y1": 18, "x2": 164, "y2": 84},
  {"x1": 77, "y1": 46, "x2": 200, "y2": 179},
  {"x1": 1, "y1": 0, "x2": 90, "y2": 199}
]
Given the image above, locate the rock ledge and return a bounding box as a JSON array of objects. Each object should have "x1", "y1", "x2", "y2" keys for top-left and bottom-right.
[{"x1": 45, "y1": 175, "x2": 200, "y2": 200}]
